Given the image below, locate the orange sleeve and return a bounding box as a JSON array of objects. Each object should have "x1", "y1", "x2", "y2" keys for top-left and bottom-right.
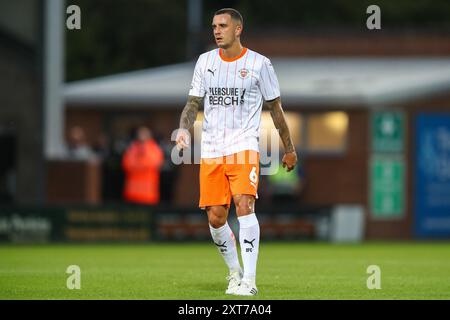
[
  {"x1": 148, "y1": 143, "x2": 164, "y2": 169},
  {"x1": 123, "y1": 144, "x2": 150, "y2": 172},
  {"x1": 123, "y1": 141, "x2": 164, "y2": 172},
  {"x1": 122, "y1": 146, "x2": 134, "y2": 173},
  {"x1": 156, "y1": 145, "x2": 164, "y2": 168}
]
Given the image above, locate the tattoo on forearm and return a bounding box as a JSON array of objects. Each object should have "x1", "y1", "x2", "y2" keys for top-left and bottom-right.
[
  {"x1": 180, "y1": 95, "x2": 203, "y2": 130},
  {"x1": 265, "y1": 98, "x2": 295, "y2": 153}
]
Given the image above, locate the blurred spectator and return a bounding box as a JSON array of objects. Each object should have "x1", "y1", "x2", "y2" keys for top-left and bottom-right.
[
  {"x1": 67, "y1": 126, "x2": 96, "y2": 160},
  {"x1": 122, "y1": 126, "x2": 164, "y2": 205},
  {"x1": 156, "y1": 134, "x2": 180, "y2": 205},
  {"x1": 93, "y1": 132, "x2": 111, "y2": 160},
  {"x1": 92, "y1": 132, "x2": 121, "y2": 202}
]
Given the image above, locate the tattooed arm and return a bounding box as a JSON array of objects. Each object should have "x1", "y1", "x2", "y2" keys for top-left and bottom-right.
[
  {"x1": 264, "y1": 97, "x2": 298, "y2": 171},
  {"x1": 180, "y1": 95, "x2": 203, "y2": 130},
  {"x1": 176, "y1": 95, "x2": 203, "y2": 149}
]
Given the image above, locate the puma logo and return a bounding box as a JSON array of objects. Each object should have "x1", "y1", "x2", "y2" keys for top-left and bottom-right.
[
  {"x1": 207, "y1": 68, "x2": 216, "y2": 76},
  {"x1": 214, "y1": 241, "x2": 226, "y2": 248},
  {"x1": 244, "y1": 238, "x2": 255, "y2": 248}
]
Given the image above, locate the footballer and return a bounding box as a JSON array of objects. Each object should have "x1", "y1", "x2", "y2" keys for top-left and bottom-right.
[{"x1": 176, "y1": 8, "x2": 297, "y2": 296}]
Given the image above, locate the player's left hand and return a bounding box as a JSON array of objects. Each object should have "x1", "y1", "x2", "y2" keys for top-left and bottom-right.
[{"x1": 282, "y1": 151, "x2": 298, "y2": 172}]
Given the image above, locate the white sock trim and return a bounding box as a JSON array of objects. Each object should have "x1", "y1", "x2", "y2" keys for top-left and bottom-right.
[
  {"x1": 209, "y1": 222, "x2": 228, "y2": 232},
  {"x1": 237, "y1": 213, "x2": 258, "y2": 229}
]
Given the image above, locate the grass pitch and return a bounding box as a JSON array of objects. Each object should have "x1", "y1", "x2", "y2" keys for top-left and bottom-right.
[{"x1": 1, "y1": 242, "x2": 449, "y2": 300}]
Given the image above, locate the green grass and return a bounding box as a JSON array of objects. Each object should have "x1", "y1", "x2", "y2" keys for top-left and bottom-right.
[{"x1": 1, "y1": 242, "x2": 450, "y2": 299}]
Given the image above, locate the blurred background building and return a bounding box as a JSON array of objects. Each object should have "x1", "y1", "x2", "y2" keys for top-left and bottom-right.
[{"x1": 1, "y1": 0, "x2": 450, "y2": 242}]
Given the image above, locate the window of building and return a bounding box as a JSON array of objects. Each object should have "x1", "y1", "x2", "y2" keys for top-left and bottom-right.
[
  {"x1": 260, "y1": 111, "x2": 303, "y2": 152},
  {"x1": 306, "y1": 112, "x2": 348, "y2": 153},
  {"x1": 193, "y1": 111, "x2": 348, "y2": 155}
]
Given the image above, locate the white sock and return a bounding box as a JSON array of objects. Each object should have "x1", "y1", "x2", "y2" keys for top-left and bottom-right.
[
  {"x1": 238, "y1": 213, "x2": 260, "y2": 282},
  {"x1": 209, "y1": 222, "x2": 241, "y2": 273}
]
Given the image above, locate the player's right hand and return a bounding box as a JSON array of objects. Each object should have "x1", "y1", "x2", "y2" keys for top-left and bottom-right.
[{"x1": 175, "y1": 128, "x2": 190, "y2": 150}]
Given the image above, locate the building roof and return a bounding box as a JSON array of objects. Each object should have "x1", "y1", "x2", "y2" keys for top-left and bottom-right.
[{"x1": 64, "y1": 57, "x2": 450, "y2": 109}]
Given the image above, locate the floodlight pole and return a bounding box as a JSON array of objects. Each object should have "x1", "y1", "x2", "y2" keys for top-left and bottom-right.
[
  {"x1": 43, "y1": 0, "x2": 66, "y2": 159},
  {"x1": 187, "y1": 0, "x2": 203, "y2": 60}
]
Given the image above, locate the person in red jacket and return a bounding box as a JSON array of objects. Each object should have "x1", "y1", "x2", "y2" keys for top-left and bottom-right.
[{"x1": 122, "y1": 126, "x2": 164, "y2": 205}]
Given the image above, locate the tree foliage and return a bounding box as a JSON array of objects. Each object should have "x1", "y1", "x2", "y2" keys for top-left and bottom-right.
[{"x1": 66, "y1": 0, "x2": 450, "y2": 81}]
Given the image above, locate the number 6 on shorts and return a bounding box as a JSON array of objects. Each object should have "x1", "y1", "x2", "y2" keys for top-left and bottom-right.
[{"x1": 249, "y1": 166, "x2": 258, "y2": 187}]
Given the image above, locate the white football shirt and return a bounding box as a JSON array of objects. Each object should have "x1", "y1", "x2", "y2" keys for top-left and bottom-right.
[{"x1": 188, "y1": 47, "x2": 280, "y2": 158}]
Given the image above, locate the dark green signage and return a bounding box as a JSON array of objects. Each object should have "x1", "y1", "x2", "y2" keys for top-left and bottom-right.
[{"x1": 372, "y1": 112, "x2": 404, "y2": 152}]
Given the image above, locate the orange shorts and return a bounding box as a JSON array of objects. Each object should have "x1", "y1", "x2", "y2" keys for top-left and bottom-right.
[{"x1": 199, "y1": 150, "x2": 260, "y2": 208}]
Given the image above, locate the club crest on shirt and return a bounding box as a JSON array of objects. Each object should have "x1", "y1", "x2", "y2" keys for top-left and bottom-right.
[{"x1": 238, "y1": 68, "x2": 249, "y2": 79}]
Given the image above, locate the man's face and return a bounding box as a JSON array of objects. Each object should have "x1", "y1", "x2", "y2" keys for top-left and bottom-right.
[
  {"x1": 137, "y1": 127, "x2": 151, "y2": 142},
  {"x1": 212, "y1": 14, "x2": 241, "y2": 49}
]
